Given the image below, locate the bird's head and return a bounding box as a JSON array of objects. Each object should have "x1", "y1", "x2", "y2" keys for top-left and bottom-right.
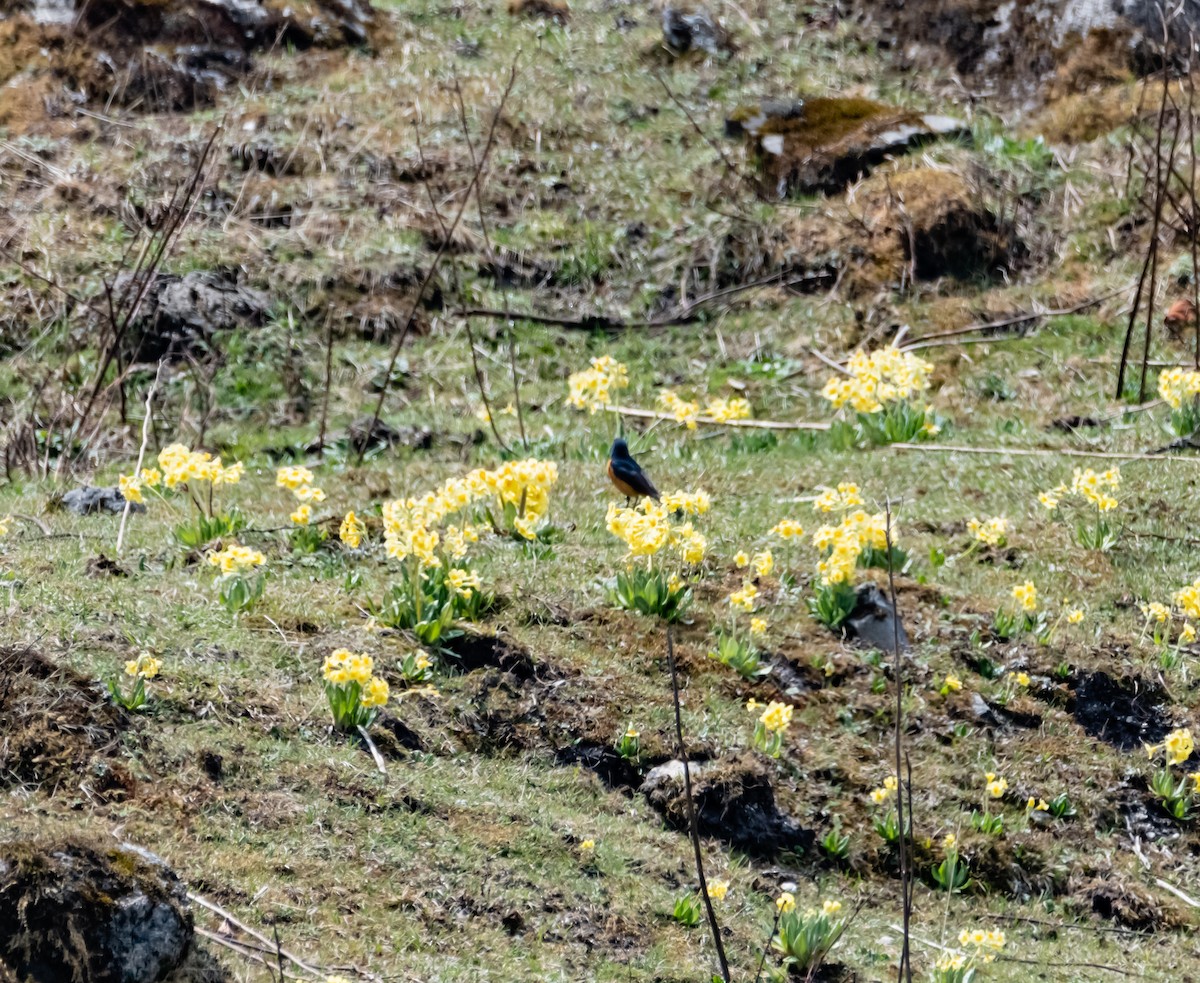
[{"x1": 610, "y1": 437, "x2": 630, "y2": 459}]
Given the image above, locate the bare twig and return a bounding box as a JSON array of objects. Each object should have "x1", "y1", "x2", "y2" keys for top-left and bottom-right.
[
  {"x1": 901, "y1": 292, "x2": 1121, "y2": 348},
  {"x1": 885, "y1": 500, "x2": 912, "y2": 983},
  {"x1": 187, "y1": 891, "x2": 323, "y2": 977},
  {"x1": 888, "y1": 441, "x2": 1200, "y2": 463},
  {"x1": 317, "y1": 310, "x2": 335, "y2": 459},
  {"x1": 116, "y1": 362, "x2": 162, "y2": 555},
  {"x1": 607, "y1": 404, "x2": 830, "y2": 431},
  {"x1": 665, "y1": 625, "x2": 731, "y2": 983},
  {"x1": 357, "y1": 725, "x2": 387, "y2": 775}
]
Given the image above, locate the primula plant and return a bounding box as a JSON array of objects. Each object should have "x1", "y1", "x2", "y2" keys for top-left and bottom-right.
[
  {"x1": 277, "y1": 465, "x2": 329, "y2": 553},
  {"x1": 107, "y1": 652, "x2": 161, "y2": 711},
  {"x1": 932, "y1": 928, "x2": 1007, "y2": 983},
  {"x1": 807, "y1": 487, "x2": 898, "y2": 629},
  {"x1": 1158, "y1": 367, "x2": 1200, "y2": 436},
  {"x1": 207, "y1": 543, "x2": 267, "y2": 615},
  {"x1": 868, "y1": 775, "x2": 903, "y2": 844},
  {"x1": 771, "y1": 897, "x2": 847, "y2": 977},
  {"x1": 821, "y1": 346, "x2": 940, "y2": 446},
  {"x1": 567, "y1": 354, "x2": 628, "y2": 414},
  {"x1": 605, "y1": 490, "x2": 709, "y2": 621},
  {"x1": 993, "y1": 580, "x2": 1044, "y2": 640},
  {"x1": 1146, "y1": 727, "x2": 1198, "y2": 821},
  {"x1": 1037, "y1": 467, "x2": 1120, "y2": 551},
  {"x1": 322, "y1": 649, "x2": 390, "y2": 731},
  {"x1": 657, "y1": 389, "x2": 752, "y2": 429},
  {"x1": 120, "y1": 443, "x2": 247, "y2": 549},
  {"x1": 747, "y1": 698, "x2": 793, "y2": 757}
]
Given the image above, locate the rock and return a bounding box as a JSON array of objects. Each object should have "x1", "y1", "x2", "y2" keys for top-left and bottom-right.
[
  {"x1": 556, "y1": 740, "x2": 642, "y2": 790},
  {"x1": 725, "y1": 96, "x2": 967, "y2": 197},
  {"x1": 340, "y1": 417, "x2": 433, "y2": 455},
  {"x1": 844, "y1": 583, "x2": 909, "y2": 653},
  {"x1": 116, "y1": 270, "x2": 270, "y2": 362},
  {"x1": 661, "y1": 5, "x2": 730, "y2": 56},
  {"x1": 62, "y1": 486, "x2": 145, "y2": 516},
  {"x1": 640, "y1": 754, "x2": 812, "y2": 856},
  {"x1": 0, "y1": 838, "x2": 192, "y2": 983}
]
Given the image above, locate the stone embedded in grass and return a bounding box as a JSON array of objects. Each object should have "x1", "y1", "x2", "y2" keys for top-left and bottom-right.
[
  {"x1": 661, "y1": 5, "x2": 731, "y2": 56},
  {"x1": 61, "y1": 486, "x2": 146, "y2": 516},
  {"x1": 843, "y1": 583, "x2": 909, "y2": 653},
  {"x1": 0, "y1": 838, "x2": 192, "y2": 983},
  {"x1": 724, "y1": 96, "x2": 967, "y2": 197},
  {"x1": 640, "y1": 753, "x2": 813, "y2": 857}
]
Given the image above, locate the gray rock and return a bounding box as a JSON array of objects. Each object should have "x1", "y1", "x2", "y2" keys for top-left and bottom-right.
[
  {"x1": 844, "y1": 582, "x2": 909, "y2": 653},
  {"x1": 62, "y1": 486, "x2": 146, "y2": 516},
  {"x1": 0, "y1": 839, "x2": 192, "y2": 982},
  {"x1": 662, "y1": 5, "x2": 729, "y2": 55},
  {"x1": 115, "y1": 270, "x2": 270, "y2": 362}
]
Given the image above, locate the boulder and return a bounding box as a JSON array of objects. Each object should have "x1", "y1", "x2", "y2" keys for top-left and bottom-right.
[
  {"x1": 0, "y1": 839, "x2": 192, "y2": 983},
  {"x1": 725, "y1": 96, "x2": 967, "y2": 197},
  {"x1": 62, "y1": 486, "x2": 145, "y2": 516},
  {"x1": 844, "y1": 583, "x2": 909, "y2": 653}
]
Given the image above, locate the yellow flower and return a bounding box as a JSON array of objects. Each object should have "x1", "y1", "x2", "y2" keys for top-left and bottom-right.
[
  {"x1": 729, "y1": 582, "x2": 759, "y2": 612},
  {"x1": 936, "y1": 955, "x2": 967, "y2": 972},
  {"x1": 1183, "y1": 623, "x2": 1197, "y2": 645},
  {"x1": 1026, "y1": 797, "x2": 1049, "y2": 811},
  {"x1": 447, "y1": 567, "x2": 482, "y2": 598},
  {"x1": 1164, "y1": 727, "x2": 1195, "y2": 765},
  {"x1": 579, "y1": 839, "x2": 595, "y2": 851},
  {"x1": 1190, "y1": 772, "x2": 1200, "y2": 794},
  {"x1": 943, "y1": 674, "x2": 962, "y2": 692},
  {"x1": 734, "y1": 551, "x2": 750, "y2": 568},
  {"x1": 1015, "y1": 671, "x2": 1030, "y2": 686},
  {"x1": 667, "y1": 572, "x2": 684, "y2": 594},
  {"x1": 658, "y1": 389, "x2": 700, "y2": 429},
  {"x1": 124, "y1": 653, "x2": 161, "y2": 679},
  {"x1": 567, "y1": 355, "x2": 628, "y2": 413},
  {"x1": 1012, "y1": 581, "x2": 1037, "y2": 612},
  {"x1": 1175, "y1": 579, "x2": 1200, "y2": 619},
  {"x1": 986, "y1": 775, "x2": 1009, "y2": 798},
  {"x1": 118, "y1": 474, "x2": 144, "y2": 504},
  {"x1": 813, "y1": 482, "x2": 865, "y2": 513},
  {"x1": 360, "y1": 675, "x2": 390, "y2": 708},
  {"x1": 759, "y1": 701, "x2": 792, "y2": 734},
  {"x1": 290, "y1": 503, "x2": 311, "y2": 526},
  {"x1": 1038, "y1": 489, "x2": 1062, "y2": 510},
  {"x1": 1067, "y1": 608, "x2": 1084, "y2": 625},
  {"x1": 139, "y1": 467, "x2": 161, "y2": 487},
  {"x1": 1142, "y1": 601, "x2": 1170, "y2": 624},
  {"x1": 821, "y1": 899, "x2": 842, "y2": 916},
  {"x1": 0, "y1": 514, "x2": 10, "y2": 537},
  {"x1": 822, "y1": 348, "x2": 933, "y2": 414},
  {"x1": 752, "y1": 550, "x2": 773, "y2": 578},
  {"x1": 293, "y1": 485, "x2": 326, "y2": 503},
  {"x1": 206, "y1": 543, "x2": 266, "y2": 575},
  {"x1": 943, "y1": 832, "x2": 956, "y2": 849},
  {"x1": 968, "y1": 516, "x2": 1010, "y2": 546},
  {"x1": 776, "y1": 892, "x2": 796, "y2": 913},
  {"x1": 749, "y1": 617, "x2": 768, "y2": 637},
  {"x1": 706, "y1": 880, "x2": 730, "y2": 901},
  {"x1": 1158, "y1": 367, "x2": 1200, "y2": 409},
  {"x1": 770, "y1": 518, "x2": 805, "y2": 539},
  {"x1": 276, "y1": 465, "x2": 313, "y2": 489},
  {"x1": 869, "y1": 776, "x2": 898, "y2": 805},
  {"x1": 339, "y1": 511, "x2": 366, "y2": 549}
]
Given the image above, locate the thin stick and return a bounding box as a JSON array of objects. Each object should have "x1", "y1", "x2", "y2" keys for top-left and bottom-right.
[
  {"x1": 116, "y1": 363, "x2": 162, "y2": 555},
  {"x1": 1156, "y1": 876, "x2": 1200, "y2": 908},
  {"x1": 888, "y1": 441, "x2": 1200, "y2": 463},
  {"x1": 317, "y1": 310, "x2": 335, "y2": 459},
  {"x1": 187, "y1": 892, "x2": 323, "y2": 977},
  {"x1": 356, "y1": 58, "x2": 518, "y2": 465},
  {"x1": 885, "y1": 501, "x2": 912, "y2": 983},
  {"x1": 192, "y1": 927, "x2": 310, "y2": 981},
  {"x1": 357, "y1": 725, "x2": 387, "y2": 775},
  {"x1": 665, "y1": 625, "x2": 731, "y2": 983},
  {"x1": 900, "y1": 292, "x2": 1121, "y2": 348},
  {"x1": 607, "y1": 404, "x2": 830, "y2": 431},
  {"x1": 753, "y1": 910, "x2": 782, "y2": 983}
]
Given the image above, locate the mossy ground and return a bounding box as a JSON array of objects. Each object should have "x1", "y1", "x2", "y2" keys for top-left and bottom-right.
[{"x1": 2, "y1": 1, "x2": 1200, "y2": 981}]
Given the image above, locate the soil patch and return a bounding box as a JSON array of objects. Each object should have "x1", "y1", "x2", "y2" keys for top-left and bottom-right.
[{"x1": 1069, "y1": 670, "x2": 1171, "y2": 750}]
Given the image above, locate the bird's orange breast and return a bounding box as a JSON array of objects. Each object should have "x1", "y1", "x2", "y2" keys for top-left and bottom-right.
[{"x1": 607, "y1": 459, "x2": 640, "y2": 498}]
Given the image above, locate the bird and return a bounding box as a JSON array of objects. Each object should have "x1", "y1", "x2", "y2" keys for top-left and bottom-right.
[
  {"x1": 1165, "y1": 298, "x2": 1198, "y2": 341},
  {"x1": 607, "y1": 437, "x2": 660, "y2": 505}
]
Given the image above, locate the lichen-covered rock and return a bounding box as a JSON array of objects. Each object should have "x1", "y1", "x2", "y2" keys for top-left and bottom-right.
[
  {"x1": 725, "y1": 96, "x2": 967, "y2": 196},
  {"x1": 0, "y1": 839, "x2": 192, "y2": 983},
  {"x1": 61, "y1": 486, "x2": 146, "y2": 516}
]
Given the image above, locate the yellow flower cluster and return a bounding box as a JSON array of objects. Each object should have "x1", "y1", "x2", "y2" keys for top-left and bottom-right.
[
  {"x1": 821, "y1": 347, "x2": 933, "y2": 413},
  {"x1": 339, "y1": 511, "x2": 366, "y2": 549},
  {"x1": 1011, "y1": 581, "x2": 1037, "y2": 612},
  {"x1": 958, "y1": 927, "x2": 1006, "y2": 959},
  {"x1": 968, "y1": 516, "x2": 1010, "y2": 546},
  {"x1": 1175, "y1": 577, "x2": 1200, "y2": 618},
  {"x1": 776, "y1": 892, "x2": 796, "y2": 913},
  {"x1": 606, "y1": 497, "x2": 707, "y2": 563},
  {"x1": 813, "y1": 482, "x2": 864, "y2": 513},
  {"x1": 661, "y1": 489, "x2": 711, "y2": 515},
  {"x1": 706, "y1": 879, "x2": 730, "y2": 901},
  {"x1": 658, "y1": 390, "x2": 700, "y2": 429},
  {"x1": 1147, "y1": 727, "x2": 1195, "y2": 765},
  {"x1": 276, "y1": 465, "x2": 326, "y2": 515},
  {"x1": 770, "y1": 518, "x2": 805, "y2": 539},
  {"x1": 705, "y1": 396, "x2": 752, "y2": 423},
  {"x1": 729, "y1": 582, "x2": 758, "y2": 611},
  {"x1": 1158, "y1": 367, "x2": 1200, "y2": 409},
  {"x1": 290, "y1": 504, "x2": 311, "y2": 526},
  {"x1": 812, "y1": 510, "x2": 890, "y2": 585},
  {"x1": 124, "y1": 653, "x2": 161, "y2": 679},
  {"x1": 758, "y1": 700, "x2": 793, "y2": 734},
  {"x1": 869, "y1": 775, "x2": 898, "y2": 805},
  {"x1": 120, "y1": 445, "x2": 243, "y2": 503},
  {"x1": 1142, "y1": 601, "x2": 1170, "y2": 624},
  {"x1": 749, "y1": 617, "x2": 768, "y2": 636},
  {"x1": 206, "y1": 543, "x2": 266, "y2": 575},
  {"x1": 447, "y1": 567, "x2": 482, "y2": 598},
  {"x1": 322, "y1": 649, "x2": 390, "y2": 707},
  {"x1": 984, "y1": 772, "x2": 1008, "y2": 798},
  {"x1": 568, "y1": 355, "x2": 628, "y2": 413},
  {"x1": 1040, "y1": 467, "x2": 1120, "y2": 513}
]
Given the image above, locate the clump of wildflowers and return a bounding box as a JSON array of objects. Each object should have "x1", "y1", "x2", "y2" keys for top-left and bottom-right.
[
  {"x1": 207, "y1": 543, "x2": 266, "y2": 614},
  {"x1": 808, "y1": 495, "x2": 897, "y2": 628},
  {"x1": 322, "y1": 649, "x2": 390, "y2": 731},
  {"x1": 606, "y1": 493, "x2": 709, "y2": 620},
  {"x1": 821, "y1": 346, "x2": 938, "y2": 445},
  {"x1": 749, "y1": 698, "x2": 792, "y2": 757},
  {"x1": 967, "y1": 516, "x2": 1010, "y2": 548},
  {"x1": 107, "y1": 652, "x2": 161, "y2": 711},
  {"x1": 771, "y1": 897, "x2": 847, "y2": 975},
  {"x1": 121, "y1": 443, "x2": 246, "y2": 547},
  {"x1": 933, "y1": 928, "x2": 1006, "y2": 982},
  {"x1": 567, "y1": 355, "x2": 628, "y2": 413},
  {"x1": 1159, "y1": 367, "x2": 1200, "y2": 435},
  {"x1": 339, "y1": 510, "x2": 366, "y2": 550},
  {"x1": 1038, "y1": 467, "x2": 1120, "y2": 550},
  {"x1": 1146, "y1": 728, "x2": 1196, "y2": 820}
]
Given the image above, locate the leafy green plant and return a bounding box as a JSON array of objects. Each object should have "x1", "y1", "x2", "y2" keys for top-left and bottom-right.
[
  {"x1": 615, "y1": 726, "x2": 640, "y2": 762},
  {"x1": 1074, "y1": 517, "x2": 1118, "y2": 552},
  {"x1": 1046, "y1": 793, "x2": 1076, "y2": 820},
  {"x1": 873, "y1": 809, "x2": 901, "y2": 844},
  {"x1": 772, "y1": 899, "x2": 848, "y2": 975},
  {"x1": 808, "y1": 581, "x2": 857, "y2": 629},
  {"x1": 709, "y1": 629, "x2": 767, "y2": 679},
  {"x1": 819, "y1": 822, "x2": 851, "y2": 862},
  {"x1": 322, "y1": 649, "x2": 389, "y2": 731},
  {"x1": 107, "y1": 653, "x2": 161, "y2": 711},
  {"x1": 931, "y1": 847, "x2": 971, "y2": 894},
  {"x1": 370, "y1": 564, "x2": 492, "y2": 644},
  {"x1": 289, "y1": 523, "x2": 328, "y2": 554},
  {"x1": 1150, "y1": 768, "x2": 1194, "y2": 821},
  {"x1": 672, "y1": 892, "x2": 702, "y2": 928},
  {"x1": 218, "y1": 571, "x2": 266, "y2": 615},
  {"x1": 970, "y1": 809, "x2": 1004, "y2": 836},
  {"x1": 608, "y1": 566, "x2": 692, "y2": 621},
  {"x1": 855, "y1": 402, "x2": 938, "y2": 446},
  {"x1": 175, "y1": 509, "x2": 245, "y2": 550}
]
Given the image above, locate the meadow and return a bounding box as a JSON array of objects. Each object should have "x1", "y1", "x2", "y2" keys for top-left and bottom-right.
[{"x1": 2, "y1": 0, "x2": 1200, "y2": 981}]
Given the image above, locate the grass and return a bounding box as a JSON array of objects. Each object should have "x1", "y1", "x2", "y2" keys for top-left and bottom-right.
[{"x1": 3, "y1": 0, "x2": 1200, "y2": 980}]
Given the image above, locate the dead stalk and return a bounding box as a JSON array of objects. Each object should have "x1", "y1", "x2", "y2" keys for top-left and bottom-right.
[{"x1": 116, "y1": 362, "x2": 163, "y2": 556}]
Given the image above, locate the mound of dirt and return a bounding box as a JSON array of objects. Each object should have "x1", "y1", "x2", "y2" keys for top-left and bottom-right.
[
  {"x1": 0, "y1": 647, "x2": 133, "y2": 797},
  {"x1": 1085, "y1": 877, "x2": 1185, "y2": 930},
  {"x1": 0, "y1": 0, "x2": 383, "y2": 130},
  {"x1": 0, "y1": 838, "x2": 192, "y2": 983},
  {"x1": 640, "y1": 753, "x2": 813, "y2": 857},
  {"x1": 725, "y1": 96, "x2": 966, "y2": 197},
  {"x1": 1069, "y1": 669, "x2": 1171, "y2": 750}
]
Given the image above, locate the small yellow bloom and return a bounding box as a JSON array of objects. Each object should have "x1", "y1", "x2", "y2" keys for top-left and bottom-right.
[
  {"x1": 728, "y1": 582, "x2": 759, "y2": 612},
  {"x1": 360, "y1": 675, "x2": 390, "y2": 708},
  {"x1": 118, "y1": 474, "x2": 144, "y2": 504},
  {"x1": 706, "y1": 880, "x2": 729, "y2": 901},
  {"x1": 1142, "y1": 601, "x2": 1170, "y2": 624},
  {"x1": 942, "y1": 674, "x2": 962, "y2": 692},
  {"x1": 986, "y1": 775, "x2": 1009, "y2": 799},
  {"x1": 339, "y1": 510, "x2": 366, "y2": 549},
  {"x1": 733, "y1": 551, "x2": 750, "y2": 568},
  {"x1": 1183, "y1": 623, "x2": 1197, "y2": 645},
  {"x1": 290, "y1": 503, "x2": 312, "y2": 526},
  {"x1": 1015, "y1": 672, "x2": 1030, "y2": 687},
  {"x1": 1067, "y1": 609, "x2": 1084, "y2": 625},
  {"x1": 943, "y1": 832, "x2": 956, "y2": 849},
  {"x1": 770, "y1": 519, "x2": 805, "y2": 539},
  {"x1": 821, "y1": 899, "x2": 842, "y2": 916},
  {"x1": 124, "y1": 653, "x2": 161, "y2": 679},
  {"x1": 759, "y1": 701, "x2": 793, "y2": 734},
  {"x1": 776, "y1": 892, "x2": 796, "y2": 913},
  {"x1": 749, "y1": 617, "x2": 768, "y2": 637},
  {"x1": 579, "y1": 839, "x2": 595, "y2": 851},
  {"x1": 1164, "y1": 727, "x2": 1195, "y2": 765},
  {"x1": 1012, "y1": 581, "x2": 1037, "y2": 612},
  {"x1": 1026, "y1": 797, "x2": 1048, "y2": 811},
  {"x1": 752, "y1": 550, "x2": 774, "y2": 578}
]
